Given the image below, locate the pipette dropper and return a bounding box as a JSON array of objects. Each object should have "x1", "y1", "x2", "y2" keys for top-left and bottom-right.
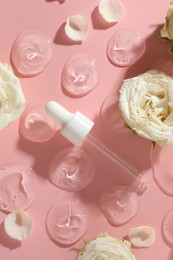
[{"x1": 45, "y1": 101, "x2": 139, "y2": 178}]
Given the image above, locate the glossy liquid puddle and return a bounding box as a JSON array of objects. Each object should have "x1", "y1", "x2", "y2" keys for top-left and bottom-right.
[
  {"x1": 61, "y1": 53, "x2": 99, "y2": 97},
  {"x1": 19, "y1": 104, "x2": 57, "y2": 142},
  {"x1": 49, "y1": 146, "x2": 95, "y2": 191},
  {"x1": 46, "y1": 199, "x2": 88, "y2": 246},
  {"x1": 0, "y1": 166, "x2": 34, "y2": 212},
  {"x1": 150, "y1": 145, "x2": 173, "y2": 196},
  {"x1": 107, "y1": 29, "x2": 146, "y2": 67},
  {"x1": 100, "y1": 176, "x2": 148, "y2": 226},
  {"x1": 11, "y1": 30, "x2": 52, "y2": 77}
]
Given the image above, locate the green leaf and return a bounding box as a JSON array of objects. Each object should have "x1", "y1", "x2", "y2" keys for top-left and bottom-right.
[
  {"x1": 169, "y1": 42, "x2": 173, "y2": 53},
  {"x1": 166, "y1": 17, "x2": 169, "y2": 30},
  {"x1": 124, "y1": 122, "x2": 137, "y2": 134},
  {"x1": 152, "y1": 141, "x2": 156, "y2": 149},
  {"x1": 77, "y1": 238, "x2": 89, "y2": 255}
]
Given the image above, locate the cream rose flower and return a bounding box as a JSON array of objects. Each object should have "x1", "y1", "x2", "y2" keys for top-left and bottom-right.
[
  {"x1": 119, "y1": 70, "x2": 173, "y2": 146},
  {"x1": 160, "y1": 0, "x2": 173, "y2": 41},
  {"x1": 0, "y1": 62, "x2": 25, "y2": 130},
  {"x1": 77, "y1": 232, "x2": 136, "y2": 260}
]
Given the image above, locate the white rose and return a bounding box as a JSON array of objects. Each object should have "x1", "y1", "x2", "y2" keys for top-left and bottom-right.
[
  {"x1": 160, "y1": 0, "x2": 173, "y2": 41},
  {"x1": 119, "y1": 70, "x2": 173, "y2": 146},
  {"x1": 77, "y1": 233, "x2": 136, "y2": 260},
  {"x1": 0, "y1": 62, "x2": 25, "y2": 130}
]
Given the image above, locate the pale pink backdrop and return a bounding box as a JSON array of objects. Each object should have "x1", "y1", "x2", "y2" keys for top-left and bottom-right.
[{"x1": 0, "y1": 0, "x2": 173, "y2": 259}]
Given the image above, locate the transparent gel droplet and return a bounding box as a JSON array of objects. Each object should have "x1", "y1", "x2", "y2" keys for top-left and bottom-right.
[
  {"x1": 151, "y1": 145, "x2": 173, "y2": 196},
  {"x1": 49, "y1": 146, "x2": 95, "y2": 191},
  {"x1": 19, "y1": 104, "x2": 57, "y2": 142},
  {"x1": 162, "y1": 208, "x2": 173, "y2": 248},
  {"x1": 100, "y1": 177, "x2": 148, "y2": 226},
  {"x1": 0, "y1": 165, "x2": 34, "y2": 213},
  {"x1": 11, "y1": 30, "x2": 52, "y2": 76},
  {"x1": 107, "y1": 29, "x2": 146, "y2": 67},
  {"x1": 61, "y1": 53, "x2": 99, "y2": 97},
  {"x1": 46, "y1": 199, "x2": 88, "y2": 246},
  {"x1": 100, "y1": 94, "x2": 127, "y2": 133}
]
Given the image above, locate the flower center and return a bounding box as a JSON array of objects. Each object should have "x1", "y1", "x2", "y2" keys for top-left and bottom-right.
[{"x1": 142, "y1": 88, "x2": 172, "y2": 122}]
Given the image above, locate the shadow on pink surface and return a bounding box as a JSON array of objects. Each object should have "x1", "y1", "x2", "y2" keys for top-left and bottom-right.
[
  {"x1": 53, "y1": 5, "x2": 118, "y2": 46},
  {"x1": 53, "y1": 22, "x2": 82, "y2": 46},
  {"x1": 168, "y1": 251, "x2": 173, "y2": 260},
  {"x1": 91, "y1": 6, "x2": 117, "y2": 30},
  {"x1": 124, "y1": 25, "x2": 170, "y2": 79},
  {"x1": 151, "y1": 144, "x2": 173, "y2": 197},
  {"x1": 0, "y1": 222, "x2": 21, "y2": 250},
  {"x1": 46, "y1": 0, "x2": 65, "y2": 3}
]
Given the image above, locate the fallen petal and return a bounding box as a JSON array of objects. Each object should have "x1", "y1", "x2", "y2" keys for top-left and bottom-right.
[
  {"x1": 64, "y1": 15, "x2": 88, "y2": 41},
  {"x1": 4, "y1": 211, "x2": 32, "y2": 241},
  {"x1": 128, "y1": 226, "x2": 156, "y2": 248},
  {"x1": 98, "y1": 0, "x2": 124, "y2": 23}
]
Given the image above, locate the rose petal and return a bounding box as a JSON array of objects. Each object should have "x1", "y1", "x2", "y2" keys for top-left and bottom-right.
[
  {"x1": 64, "y1": 15, "x2": 88, "y2": 41},
  {"x1": 98, "y1": 0, "x2": 124, "y2": 23},
  {"x1": 128, "y1": 226, "x2": 156, "y2": 248},
  {"x1": 4, "y1": 211, "x2": 32, "y2": 241}
]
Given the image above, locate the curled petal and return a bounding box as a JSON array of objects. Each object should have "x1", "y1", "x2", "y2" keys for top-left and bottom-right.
[
  {"x1": 65, "y1": 15, "x2": 88, "y2": 41},
  {"x1": 4, "y1": 211, "x2": 32, "y2": 241},
  {"x1": 128, "y1": 226, "x2": 156, "y2": 248},
  {"x1": 98, "y1": 0, "x2": 124, "y2": 23}
]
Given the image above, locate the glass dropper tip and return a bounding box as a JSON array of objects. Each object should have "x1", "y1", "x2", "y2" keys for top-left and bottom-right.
[{"x1": 45, "y1": 101, "x2": 139, "y2": 177}]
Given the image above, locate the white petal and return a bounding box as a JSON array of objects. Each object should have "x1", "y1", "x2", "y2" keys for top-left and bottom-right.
[
  {"x1": 4, "y1": 211, "x2": 32, "y2": 241},
  {"x1": 5, "y1": 82, "x2": 25, "y2": 121},
  {"x1": 128, "y1": 226, "x2": 156, "y2": 248},
  {"x1": 0, "y1": 62, "x2": 26, "y2": 130},
  {"x1": 98, "y1": 0, "x2": 124, "y2": 23},
  {"x1": 65, "y1": 15, "x2": 88, "y2": 41}
]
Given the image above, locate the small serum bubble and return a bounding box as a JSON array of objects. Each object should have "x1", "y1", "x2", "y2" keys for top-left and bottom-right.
[{"x1": 2, "y1": 202, "x2": 8, "y2": 209}]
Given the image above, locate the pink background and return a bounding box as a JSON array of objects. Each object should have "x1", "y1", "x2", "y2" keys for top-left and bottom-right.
[{"x1": 0, "y1": 0, "x2": 173, "y2": 259}]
